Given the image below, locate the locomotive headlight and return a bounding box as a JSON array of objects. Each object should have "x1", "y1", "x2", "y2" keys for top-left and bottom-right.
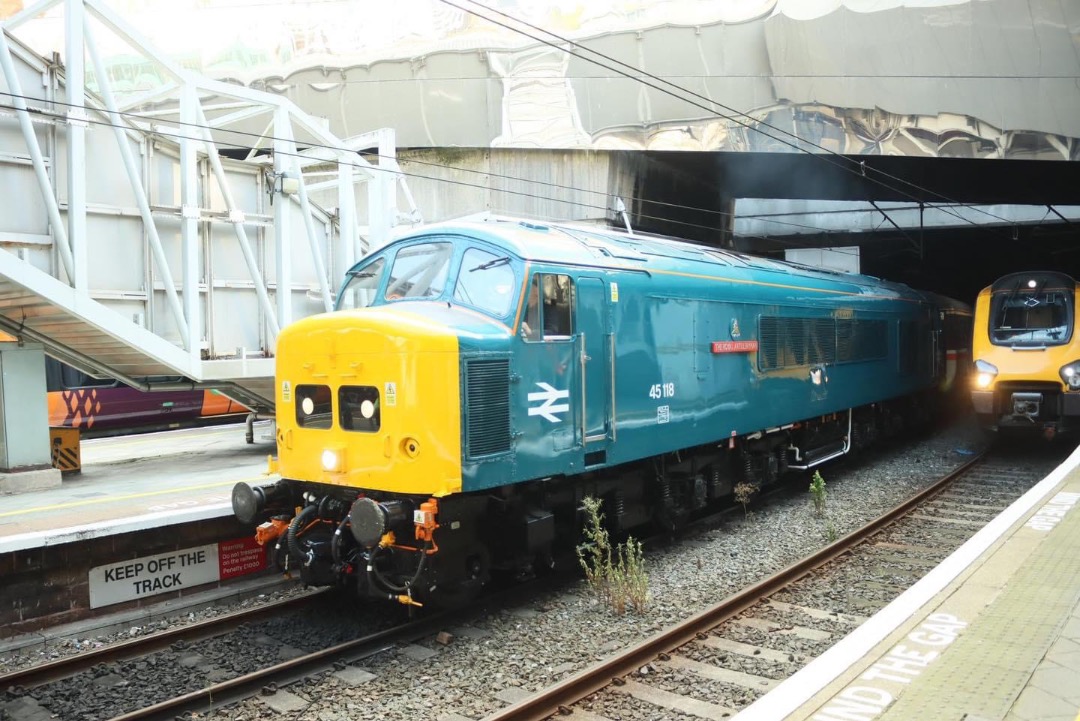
[
  {"x1": 1060, "y1": 361, "x2": 1080, "y2": 390},
  {"x1": 321, "y1": 447, "x2": 344, "y2": 472},
  {"x1": 974, "y1": 359, "x2": 998, "y2": 389}
]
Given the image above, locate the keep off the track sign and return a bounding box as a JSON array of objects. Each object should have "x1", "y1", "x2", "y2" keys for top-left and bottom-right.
[{"x1": 88, "y1": 537, "x2": 267, "y2": 608}]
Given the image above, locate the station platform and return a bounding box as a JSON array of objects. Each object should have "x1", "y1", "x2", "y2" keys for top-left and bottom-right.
[
  {"x1": 0, "y1": 422, "x2": 277, "y2": 553},
  {"x1": 736, "y1": 440, "x2": 1080, "y2": 721}
]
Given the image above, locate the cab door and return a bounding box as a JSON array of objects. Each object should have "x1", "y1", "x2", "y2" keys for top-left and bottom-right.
[{"x1": 577, "y1": 277, "x2": 612, "y2": 459}]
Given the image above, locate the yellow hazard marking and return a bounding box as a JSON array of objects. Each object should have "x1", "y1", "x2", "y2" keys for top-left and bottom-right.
[
  {"x1": 49, "y1": 426, "x2": 81, "y2": 472},
  {"x1": 51, "y1": 446, "x2": 79, "y2": 471},
  {"x1": 0, "y1": 476, "x2": 270, "y2": 518}
]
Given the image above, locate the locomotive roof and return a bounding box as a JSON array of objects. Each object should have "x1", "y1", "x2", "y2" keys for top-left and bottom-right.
[{"x1": 405, "y1": 217, "x2": 926, "y2": 300}]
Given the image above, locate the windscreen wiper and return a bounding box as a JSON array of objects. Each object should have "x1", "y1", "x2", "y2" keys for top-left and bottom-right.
[{"x1": 470, "y1": 256, "x2": 510, "y2": 272}]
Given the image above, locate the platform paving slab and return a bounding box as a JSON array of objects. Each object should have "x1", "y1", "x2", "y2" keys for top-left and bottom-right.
[{"x1": 878, "y1": 469, "x2": 1080, "y2": 721}]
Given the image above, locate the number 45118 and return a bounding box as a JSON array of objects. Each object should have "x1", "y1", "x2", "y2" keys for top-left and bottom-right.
[{"x1": 649, "y1": 382, "x2": 675, "y2": 399}]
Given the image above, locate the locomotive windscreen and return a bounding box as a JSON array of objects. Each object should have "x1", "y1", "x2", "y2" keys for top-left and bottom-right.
[{"x1": 988, "y1": 271, "x2": 1075, "y2": 347}]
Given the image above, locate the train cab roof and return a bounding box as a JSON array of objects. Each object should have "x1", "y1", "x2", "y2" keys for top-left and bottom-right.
[
  {"x1": 986, "y1": 271, "x2": 1078, "y2": 296},
  {"x1": 401, "y1": 216, "x2": 927, "y2": 301}
]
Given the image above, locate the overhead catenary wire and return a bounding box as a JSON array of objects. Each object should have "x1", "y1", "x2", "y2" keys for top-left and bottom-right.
[
  {"x1": 0, "y1": 89, "x2": 860, "y2": 250},
  {"x1": 0, "y1": 0, "x2": 1031, "y2": 254},
  {"x1": 2, "y1": 84, "x2": 979, "y2": 261},
  {"x1": 0, "y1": 95, "x2": 1006, "y2": 262},
  {"x1": 0, "y1": 0, "x2": 1040, "y2": 260},
  {"x1": 439, "y1": 0, "x2": 1020, "y2": 233},
  {"x1": 0, "y1": 4, "x2": 1043, "y2": 255}
]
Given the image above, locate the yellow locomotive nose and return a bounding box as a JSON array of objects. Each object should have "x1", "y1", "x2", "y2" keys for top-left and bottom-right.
[{"x1": 275, "y1": 308, "x2": 463, "y2": 496}]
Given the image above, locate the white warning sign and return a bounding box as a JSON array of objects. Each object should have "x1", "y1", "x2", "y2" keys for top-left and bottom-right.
[{"x1": 89, "y1": 543, "x2": 236, "y2": 609}]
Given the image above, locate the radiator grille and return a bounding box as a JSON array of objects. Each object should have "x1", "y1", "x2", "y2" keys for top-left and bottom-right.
[
  {"x1": 836, "y1": 319, "x2": 888, "y2": 363},
  {"x1": 465, "y1": 359, "x2": 511, "y2": 458},
  {"x1": 758, "y1": 317, "x2": 837, "y2": 370}
]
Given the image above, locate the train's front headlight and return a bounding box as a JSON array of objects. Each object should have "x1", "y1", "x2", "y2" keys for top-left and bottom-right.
[
  {"x1": 321, "y1": 447, "x2": 344, "y2": 472},
  {"x1": 1060, "y1": 361, "x2": 1080, "y2": 390},
  {"x1": 974, "y1": 359, "x2": 998, "y2": 389}
]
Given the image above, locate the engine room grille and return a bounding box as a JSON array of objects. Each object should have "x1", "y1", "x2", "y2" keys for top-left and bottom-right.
[
  {"x1": 836, "y1": 319, "x2": 887, "y2": 363},
  {"x1": 758, "y1": 316, "x2": 837, "y2": 370},
  {"x1": 465, "y1": 358, "x2": 511, "y2": 458}
]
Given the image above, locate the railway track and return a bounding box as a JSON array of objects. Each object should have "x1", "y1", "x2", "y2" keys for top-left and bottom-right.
[
  {"x1": 0, "y1": 573, "x2": 553, "y2": 721},
  {"x1": 1, "y1": 441, "x2": 1065, "y2": 721},
  {"x1": 486, "y1": 444, "x2": 1069, "y2": 721},
  {"x1": 0, "y1": 586, "x2": 417, "y2": 721}
]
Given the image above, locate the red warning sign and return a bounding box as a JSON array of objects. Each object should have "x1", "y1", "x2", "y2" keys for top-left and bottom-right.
[{"x1": 218, "y1": 536, "x2": 268, "y2": 580}]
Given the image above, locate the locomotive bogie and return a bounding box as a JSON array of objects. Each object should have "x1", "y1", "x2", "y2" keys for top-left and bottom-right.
[{"x1": 235, "y1": 218, "x2": 971, "y2": 605}]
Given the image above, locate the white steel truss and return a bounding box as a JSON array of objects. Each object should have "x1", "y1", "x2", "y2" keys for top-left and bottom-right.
[{"x1": 0, "y1": 0, "x2": 421, "y2": 410}]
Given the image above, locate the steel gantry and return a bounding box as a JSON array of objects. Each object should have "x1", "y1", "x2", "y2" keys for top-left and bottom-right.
[{"x1": 0, "y1": 0, "x2": 421, "y2": 413}]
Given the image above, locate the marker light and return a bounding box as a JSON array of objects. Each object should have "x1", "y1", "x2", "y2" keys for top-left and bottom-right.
[
  {"x1": 360, "y1": 399, "x2": 375, "y2": 418},
  {"x1": 1060, "y1": 361, "x2": 1080, "y2": 390},
  {"x1": 302, "y1": 397, "x2": 315, "y2": 415},
  {"x1": 974, "y1": 359, "x2": 998, "y2": 389}
]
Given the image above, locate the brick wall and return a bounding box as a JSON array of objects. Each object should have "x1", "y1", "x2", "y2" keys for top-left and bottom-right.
[{"x1": 0, "y1": 516, "x2": 265, "y2": 637}]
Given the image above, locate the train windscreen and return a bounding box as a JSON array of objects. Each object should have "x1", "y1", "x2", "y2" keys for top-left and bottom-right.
[{"x1": 989, "y1": 272, "x2": 1074, "y2": 347}]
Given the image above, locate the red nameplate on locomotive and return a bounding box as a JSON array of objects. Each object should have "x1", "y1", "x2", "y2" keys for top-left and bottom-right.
[{"x1": 710, "y1": 340, "x2": 759, "y2": 353}]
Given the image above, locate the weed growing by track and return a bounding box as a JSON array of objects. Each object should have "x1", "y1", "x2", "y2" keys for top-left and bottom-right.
[
  {"x1": 734, "y1": 482, "x2": 758, "y2": 518},
  {"x1": 809, "y1": 471, "x2": 827, "y2": 516},
  {"x1": 578, "y1": 496, "x2": 649, "y2": 615}
]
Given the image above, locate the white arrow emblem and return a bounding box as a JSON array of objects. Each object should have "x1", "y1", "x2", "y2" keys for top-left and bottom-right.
[{"x1": 527, "y1": 382, "x2": 570, "y2": 423}]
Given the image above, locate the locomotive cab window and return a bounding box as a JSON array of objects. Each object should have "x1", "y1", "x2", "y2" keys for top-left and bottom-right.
[
  {"x1": 295, "y1": 384, "x2": 333, "y2": 429},
  {"x1": 337, "y1": 257, "x2": 386, "y2": 310},
  {"x1": 385, "y1": 242, "x2": 452, "y2": 301},
  {"x1": 340, "y1": 386, "x2": 380, "y2": 432},
  {"x1": 453, "y1": 248, "x2": 516, "y2": 317},
  {"x1": 522, "y1": 274, "x2": 574, "y2": 340}
]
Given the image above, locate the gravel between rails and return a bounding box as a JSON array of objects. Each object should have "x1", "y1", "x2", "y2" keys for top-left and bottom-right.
[
  {"x1": 208, "y1": 414, "x2": 993, "y2": 721},
  {"x1": 0, "y1": 414, "x2": 1019, "y2": 721}
]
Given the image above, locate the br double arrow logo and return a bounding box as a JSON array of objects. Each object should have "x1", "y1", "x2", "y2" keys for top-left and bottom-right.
[{"x1": 527, "y1": 382, "x2": 570, "y2": 423}]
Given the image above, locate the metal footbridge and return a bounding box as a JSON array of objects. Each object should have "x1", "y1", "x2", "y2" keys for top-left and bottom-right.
[{"x1": 0, "y1": 0, "x2": 421, "y2": 412}]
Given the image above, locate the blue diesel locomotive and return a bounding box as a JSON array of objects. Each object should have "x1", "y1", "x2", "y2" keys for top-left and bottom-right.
[{"x1": 232, "y1": 217, "x2": 970, "y2": 605}]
